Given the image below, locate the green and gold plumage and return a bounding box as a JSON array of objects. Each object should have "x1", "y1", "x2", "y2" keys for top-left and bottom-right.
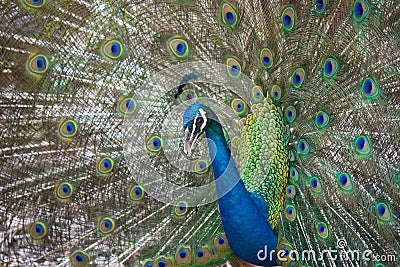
[{"x1": 234, "y1": 99, "x2": 289, "y2": 228}]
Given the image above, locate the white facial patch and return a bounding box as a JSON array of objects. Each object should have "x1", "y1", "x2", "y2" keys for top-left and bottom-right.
[
  {"x1": 183, "y1": 108, "x2": 208, "y2": 155},
  {"x1": 198, "y1": 108, "x2": 207, "y2": 131}
]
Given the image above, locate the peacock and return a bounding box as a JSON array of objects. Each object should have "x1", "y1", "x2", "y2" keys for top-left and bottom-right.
[{"x1": 0, "y1": 0, "x2": 399, "y2": 266}]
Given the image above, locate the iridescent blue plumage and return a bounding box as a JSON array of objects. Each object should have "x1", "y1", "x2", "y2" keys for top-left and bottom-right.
[{"x1": 183, "y1": 103, "x2": 277, "y2": 266}]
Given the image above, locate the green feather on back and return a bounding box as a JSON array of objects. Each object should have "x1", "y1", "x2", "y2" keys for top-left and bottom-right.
[{"x1": 234, "y1": 98, "x2": 289, "y2": 229}]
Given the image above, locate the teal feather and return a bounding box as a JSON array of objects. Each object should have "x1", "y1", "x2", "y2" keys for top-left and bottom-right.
[{"x1": 0, "y1": 0, "x2": 399, "y2": 266}]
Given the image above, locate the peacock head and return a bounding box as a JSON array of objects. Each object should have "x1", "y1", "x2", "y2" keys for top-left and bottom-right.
[{"x1": 182, "y1": 102, "x2": 219, "y2": 156}]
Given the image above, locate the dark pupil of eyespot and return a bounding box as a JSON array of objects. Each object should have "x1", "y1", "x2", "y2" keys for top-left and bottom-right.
[
  {"x1": 378, "y1": 205, "x2": 386, "y2": 216},
  {"x1": 341, "y1": 175, "x2": 348, "y2": 185},
  {"x1": 180, "y1": 250, "x2": 187, "y2": 258},
  {"x1": 104, "y1": 160, "x2": 111, "y2": 169},
  {"x1": 284, "y1": 14, "x2": 292, "y2": 26},
  {"x1": 357, "y1": 138, "x2": 365, "y2": 150},
  {"x1": 225, "y1": 12, "x2": 234, "y2": 23},
  {"x1": 364, "y1": 80, "x2": 372, "y2": 94},
  {"x1": 37, "y1": 59, "x2": 44, "y2": 68},
  {"x1": 318, "y1": 114, "x2": 324, "y2": 124},
  {"x1": 283, "y1": 248, "x2": 290, "y2": 256},
  {"x1": 316, "y1": 0, "x2": 324, "y2": 9},
  {"x1": 199, "y1": 162, "x2": 206, "y2": 169},
  {"x1": 76, "y1": 254, "x2": 84, "y2": 262},
  {"x1": 111, "y1": 44, "x2": 118, "y2": 54},
  {"x1": 176, "y1": 43, "x2": 184, "y2": 54},
  {"x1": 126, "y1": 100, "x2": 133, "y2": 110},
  {"x1": 62, "y1": 185, "x2": 69, "y2": 193},
  {"x1": 355, "y1": 2, "x2": 364, "y2": 17},
  {"x1": 300, "y1": 142, "x2": 305, "y2": 151},
  {"x1": 326, "y1": 61, "x2": 333, "y2": 74},
  {"x1": 294, "y1": 74, "x2": 301, "y2": 84},
  {"x1": 35, "y1": 225, "x2": 42, "y2": 234},
  {"x1": 66, "y1": 123, "x2": 73, "y2": 132},
  {"x1": 312, "y1": 179, "x2": 318, "y2": 188},
  {"x1": 135, "y1": 188, "x2": 141, "y2": 196}
]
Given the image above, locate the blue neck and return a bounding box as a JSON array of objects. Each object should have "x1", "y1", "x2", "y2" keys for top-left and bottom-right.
[{"x1": 205, "y1": 122, "x2": 277, "y2": 266}]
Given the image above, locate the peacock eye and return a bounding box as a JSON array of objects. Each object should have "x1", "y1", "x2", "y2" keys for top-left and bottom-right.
[
  {"x1": 362, "y1": 77, "x2": 380, "y2": 99},
  {"x1": 214, "y1": 234, "x2": 229, "y2": 251},
  {"x1": 292, "y1": 67, "x2": 305, "y2": 89},
  {"x1": 315, "y1": 0, "x2": 327, "y2": 14},
  {"x1": 286, "y1": 106, "x2": 297, "y2": 123},
  {"x1": 337, "y1": 172, "x2": 353, "y2": 192},
  {"x1": 297, "y1": 138, "x2": 310, "y2": 155},
  {"x1": 118, "y1": 97, "x2": 137, "y2": 115},
  {"x1": 252, "y1": 86, "x2": 264, "y2": 103},
  {"x1": 270, "y1": 85, "x2": 282, "y2": 100},
  {"x1": 99, "y1": 217, "x2": 115, "y2": 234},
  {"x1": 354, "y1": 135, "x2": 371, "y2": 155},
  {"x1": 282, "y1": 6, "x2": 296, "y2": 31},
  {"x1": 195, "y1": 117, "x2": 204, "y2": 127},
  {"x1": 193, "y1": 159, "x2": 209, "y2": 174},
  {"x1": 194, "y1": 247, "x2": 211, "y2": 264},
  {"x1": 175, "y1": 201, "x2": 188, "y2": 216},
  {"x1": 28, "y1": 54, "x2": 49, "y2": 74},
  {"x1": 168, "y1": 38, "x2": 190, "y2": 59},
  {"x1": 175, "y1": 247, "x2": 191, "y2": 264},
  {"x1": 260, "y1": 47, "x2": 274, "y2": 69},
  {"x1": 179, "y1": 88, "x2": 198, "y2": 106},
  {"x1": 353, "y1": 0, "x2": 369, "y2": 22},
  {"x1": 59, "y1": 119, "x2": 78, "y2": 139},
  {"x1": 56, "y1": 182, "x2": 73, "y2": 199},
  {"x1": 323, "y1": 58, "x2": 339, "y2": 78},
  {"x1": 375, "y1": 202, "x2": 391, "y2": 222},
  {"x1": 102, "y1": 40, "x2": 123, "y2": 60},
  {"x1": 129, "y1": 185, "x2": 144, "y2": 201},
  {"x1": 24, "y1": 0, "x2": 46, "y2": 8},
  {"x1": 315, "y1": 110, "x2": 330, "y2": 129},
  {"x1": 221, "y1": 2, "x2": 238, "y2": 29},
  {"x1": 226, "y1": 57, "x2": 242, "y2": 77},
  {"x1": 70, "y1": 250, "x2": 91, "y2": 266},
  {"x1": 29, "y1": 221, "x2": 47, "y2": 240},
  {"x1": 309, "y1": 176, "x2": 323, "y2": 195},
  {"x1": 154, "y1": 257, "x2": 173, "y2": 267},
  {"x1": 316, "y1": 221, "x2": 329, "y2": 239}
]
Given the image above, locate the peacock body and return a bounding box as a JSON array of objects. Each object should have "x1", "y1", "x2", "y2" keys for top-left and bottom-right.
[{"x1": 1, "y1": 0, "x2": 399, "y2": 266}]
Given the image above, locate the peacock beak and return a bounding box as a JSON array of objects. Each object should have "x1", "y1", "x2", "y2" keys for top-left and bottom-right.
[
  {"x1": 184, "y1": 108, "x2": 207, "y2": 156},
  {"x1": 184, "y1": 127, "x2": 201, "y2": 156}
]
